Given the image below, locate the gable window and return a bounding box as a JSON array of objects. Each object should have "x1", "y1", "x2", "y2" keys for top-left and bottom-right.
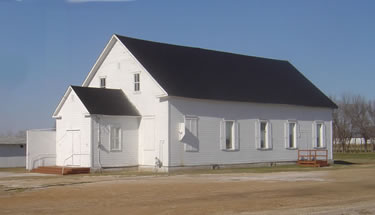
[
  {"x1": 183, "y1": 116, "x2": 199, "y2": 152},
  {"x1": 110, "y1": 126, "x2": 121, "y2": 151},
  {"x1": 220, "y1": 120, "x2": 239, "y2": 151},
  {"x1": 100, "y1": 77, "x2": 106, "y2": 88},
  {"x1": 134, "y1": 73, "x2": 140, "y2": 92},
  {"x1": 255, "y1": 120, "x2": 272, "y2": 150},
  {"x1": 285, "y1": 121, "x2": 298, "y2": 149},
  {"x1": 314, "y1": 122, "x2": 325, "y2": 148}
]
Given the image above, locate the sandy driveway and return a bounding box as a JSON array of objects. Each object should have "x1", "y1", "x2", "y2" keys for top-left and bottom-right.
[{"x1": 0, "y1": 165, "x2": 374, "y2": 215}]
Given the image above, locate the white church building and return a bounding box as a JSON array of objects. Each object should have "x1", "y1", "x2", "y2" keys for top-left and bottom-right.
[{"x1": 27, "y1": 34, "x2": 337, "y2": 172}]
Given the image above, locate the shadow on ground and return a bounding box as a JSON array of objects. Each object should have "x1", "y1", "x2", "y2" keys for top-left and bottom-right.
[{"x1": 334, "y1": 160, "x2": 356, "y2": 165}]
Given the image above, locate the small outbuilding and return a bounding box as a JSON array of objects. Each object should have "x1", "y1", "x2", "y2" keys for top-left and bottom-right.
[{"x1": 0, "y1": 136, "x2": 26, "y2": 168}]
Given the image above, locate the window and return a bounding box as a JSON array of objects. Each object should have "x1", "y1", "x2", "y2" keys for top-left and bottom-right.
[
  {"x1": 256, "y1": 120, "x2": 272, "y2": 150},
  {"x1": 110, "y1": 126, "x2": 121, "y2": 151},
  {"x1": 226, "y1": 121, "x2": 234, "y2": 150},
  {"x1": 220, "y1": 120, "x2": 239, "y2": 151},
  {"x1": 100, "y1": 77, "x2": 106, "y2": 88},
  {"x1": 314, "y1": 122, "x2": 325, "y2": 148},
  {"x1": 183, "y1": 116, "x2": 199, "y2": 152},
  {"x1": 285, "y1": 121, "x2": 298, "y2": 149},
  {"x1": 134, "y1": 73, "x2": 140, "y2": 92}
]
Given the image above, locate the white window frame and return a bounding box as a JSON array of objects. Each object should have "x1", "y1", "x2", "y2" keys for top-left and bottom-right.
[
  {"x1": 134, "y1": 73, "x2": 140, "y2": 92},
  {"x1": 99, "y1": 76, "x2": 106, "y2": 88},
  {"x1": 109, "y1": 125, "x2": 122, "y2": 151},
  {"x1": 220, "y1": 119, "x2": 239, "y2": 151},
  {"x1": 285, "y1": 120, "x2": 299, "y2": 149},
  {"x1": 313, "y1": 121, "x2": 325, "y2": 148},
  {"x1": 183, "y1": 116, "x2": 199, "y2": 152},
  {"x1": 255, "y1": 120, "x2": 272, "y2": 150}
]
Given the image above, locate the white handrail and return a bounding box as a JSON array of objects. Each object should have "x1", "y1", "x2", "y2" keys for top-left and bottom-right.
[
  {"x1": 29, "y1": 153, "x2": 56, "y2": 170},
  {"x1": 62, "y1": 153, "x2": 89, "y2": 175}
]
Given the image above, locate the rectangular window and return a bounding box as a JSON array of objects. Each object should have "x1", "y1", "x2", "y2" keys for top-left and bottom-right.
[
  {"x1": 260, "y1": 121, "x2": 267, "y2": 149},
  {"x1": 316, "y1": 123, "x2": 323, "y2": 148},
  {"x1": 100, "y1": 77, "x2": 106, "y2": 88},
  {"x1": 225, "y1": 121, "x2": 234, "y2": 150},
  {"x1": 256, "y1": 120, "x2": 272, "y2": 150},
  {"x1": 220, "y1": 120, "x2": 239, "y2": 151},
  {"x1": 289, "y1": 122, "x2": 296, "y2": 148},
  {"x1": 134, "y1": 73, "x2": 140, "y2": 92},
  {"x1": 184, "y1": 117, "x2": 199, "y2": 152},
  {"x1": 110, "y1": 126, "x2": 121, "y2": 151}
]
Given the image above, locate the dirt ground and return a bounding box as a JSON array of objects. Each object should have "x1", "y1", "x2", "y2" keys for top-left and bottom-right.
[{"x1": 0, "y1": 165, "x2": 375, "y2": 215}]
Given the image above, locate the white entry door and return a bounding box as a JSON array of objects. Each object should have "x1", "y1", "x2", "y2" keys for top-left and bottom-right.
[
  {"x1": 142, "y1": 117, "x2": 155, "y2": 165},
  {"x1": 66, "y1": 130, "x2": 81, "y2": 166}
]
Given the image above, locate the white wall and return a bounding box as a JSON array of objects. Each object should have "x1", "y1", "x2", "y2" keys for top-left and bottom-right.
[
  {"x1": 0, "y1": 144, "x2": 26, "y2": 168},
  {"x1": 91, "y1": 115, "x2": 140, "y2": 168},
  {"x1": 26, "y1": 129, "x2": 56, "y2": 170},
  {"x1": 55, "y1": 90, "x2": 91, "y2": 167},
  {"x1": 86, "y1": 40, "x2": 169, "y2": 167},
  {"x1": 169, "y1": 97, "x2": 333, "y2": 167}
]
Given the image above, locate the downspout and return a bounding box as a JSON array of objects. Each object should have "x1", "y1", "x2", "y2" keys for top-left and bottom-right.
[{"x1": 96, "y1": 115, "x2": 103, "y2": 171}]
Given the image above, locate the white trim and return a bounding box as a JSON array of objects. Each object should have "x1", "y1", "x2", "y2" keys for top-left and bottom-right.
[
  {"x1": 221, "y1": 119, "x2": 238, "y2": 151},
  {"x1": 66, "y1": 129, "x2": 80, "y2": 131},
  {"x1": 109, "y1": 125, "x2": 122, "y2": 152},
  {"x1": 82, "y1": 35, "x2": 117, "y2": 86},
  {"x1": 142, "y1": 115, "x2": 155, "y2": 119},
  {"x1": 285, "y1": 120, "x2": 298, "y2": 149},
  {"x1": 91, "y1": 114, "x2": 141, "y2": 119},
  {"x1": 133, "y1": 72, "x2": 141, "y2": 92},
  {"x1": 113, "y1": 34, "x2": 168, "y2": 96},
  {"x1": 183, "y1": 116, "x2": 199, "y2": 152},
  {"x1": 256, "y1": 119, "x2": 272, "y2": 150},
  {"x1": 52, "y1": 86, "x2": 73, "y2": 117},
  {"x1": 99, "y1": 76, "x2": 106, "y2": 88},
  {"x1": 313, "y1": 120, "x2": 326, "y2": 149}
]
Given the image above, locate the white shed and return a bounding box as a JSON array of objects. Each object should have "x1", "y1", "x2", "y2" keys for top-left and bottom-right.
[{"x1": 0, "y1": 136, "x2": 26, "y2": 168}]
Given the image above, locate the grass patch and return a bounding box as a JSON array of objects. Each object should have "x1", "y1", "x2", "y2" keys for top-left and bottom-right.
[
  {"x1": 334, "y1": 152, "x2": 375, "y2": 164},
  {"x1": 0, "y1": 168, "x2": 27, "y2": 173}
]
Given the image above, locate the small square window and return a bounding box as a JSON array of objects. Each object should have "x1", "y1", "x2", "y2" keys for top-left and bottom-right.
[{"x1": 100, "y1": 77, "x2": 106, "y2": 88}]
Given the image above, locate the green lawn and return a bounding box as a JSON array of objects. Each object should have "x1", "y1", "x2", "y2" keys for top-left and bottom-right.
[{"x1": 333, "y1": 152, "x2": 375, "y2": 164}]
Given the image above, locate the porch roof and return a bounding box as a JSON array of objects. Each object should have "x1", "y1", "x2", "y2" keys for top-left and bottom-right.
[{"x1": 71, "y1": 86, "x2": 140, "y2": 116}]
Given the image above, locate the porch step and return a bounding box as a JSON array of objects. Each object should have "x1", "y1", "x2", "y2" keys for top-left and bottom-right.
[
  {"x1": 297, "y1": 160, "x2": 329, "y2": 167},
  {"x1": 31, "y1": 166, "x2": 90, "y2": 175}
]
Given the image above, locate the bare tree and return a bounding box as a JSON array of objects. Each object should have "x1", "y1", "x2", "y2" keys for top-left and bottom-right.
[
  {"x1": 346, "y1": 95, "x2": 373, "y2": 151},
  {"x1": 368, "y1": 100, "x2": 375, "y2": 151},
  {"x1": 332, "y1": 95, "x2": 353, "y2": 152}
]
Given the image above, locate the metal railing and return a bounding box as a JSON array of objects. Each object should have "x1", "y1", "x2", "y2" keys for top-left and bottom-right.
[
  {"x1": 29, "y1": 154, "x2": 56, "y2": 170},
  {"x1": 298, "y1": 149, "x2": 328, "y2": 162},
  {"x1": 62, "y1": 153, "x2": 89, "y2": 175}
]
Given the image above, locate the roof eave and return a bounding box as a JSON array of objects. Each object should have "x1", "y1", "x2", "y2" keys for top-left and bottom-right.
[{"x1": 52, "y1": 86, "x2": 73, "y2": 117}]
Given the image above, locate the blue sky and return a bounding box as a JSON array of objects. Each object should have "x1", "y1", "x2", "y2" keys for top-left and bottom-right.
[{"x1": 0, "y1": 0, "x2": 374, "y2": 134}]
